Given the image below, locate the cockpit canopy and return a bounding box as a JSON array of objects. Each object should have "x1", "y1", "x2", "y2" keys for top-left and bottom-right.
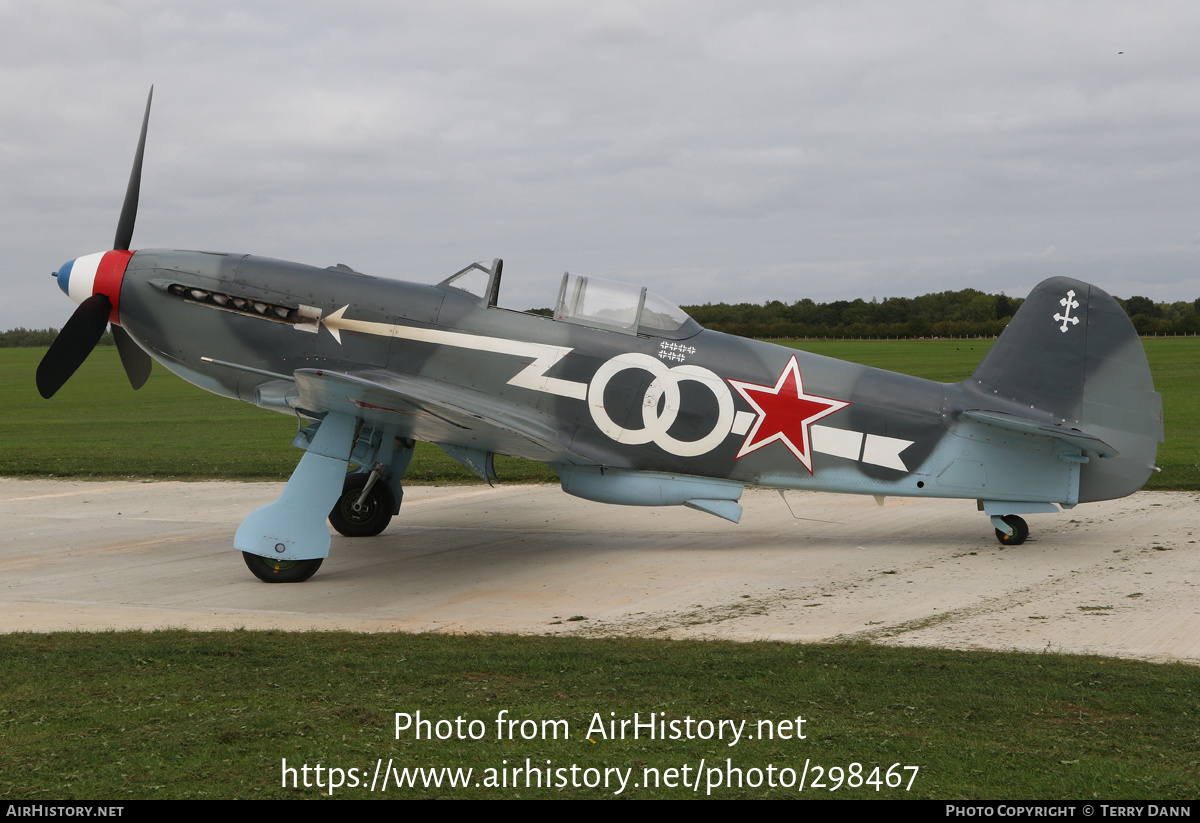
[
  {"x1": 555, "y1": 273, "x2": 697, "y2": 339},
  {"x1": 439, "y1": 260, "x2": 700, "y2": 340}
]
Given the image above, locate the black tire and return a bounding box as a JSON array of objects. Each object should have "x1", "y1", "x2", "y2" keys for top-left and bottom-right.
[
  {"x1": 242, "y1": 552, "x2": 323, "y2": 583},
  {"x1": 329, "y1": 472, "x2": 395, "y2": 537},
  {"x1": 994, "y1": 515, "x2": 1029, "y2": 546}
]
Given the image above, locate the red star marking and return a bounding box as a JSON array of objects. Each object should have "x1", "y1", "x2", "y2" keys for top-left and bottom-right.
[{"x1": 727, "y1": 356, "x2": 850, "y2": 474}]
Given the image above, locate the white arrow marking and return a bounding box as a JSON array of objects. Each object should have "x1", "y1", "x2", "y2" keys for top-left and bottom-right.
[{"x1": 322, "y1": 305, "x2": 587, "y2": 400}]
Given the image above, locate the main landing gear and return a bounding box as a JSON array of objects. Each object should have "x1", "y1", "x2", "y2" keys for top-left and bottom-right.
[
  {"x1": 329, "y1": 470, "x2": 396, "y2": 538},
  {"x1": 240, "y1": 469, "x2": 396, "y2": 582},
  {"x1": 241, "y1": 470, "x2": 399, "y2": 582},
  {"x1": 993, "y1": 514, "x2": 1029, "y2": 546}
]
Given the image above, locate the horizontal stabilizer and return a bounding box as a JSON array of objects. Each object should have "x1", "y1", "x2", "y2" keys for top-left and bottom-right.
[{"x1": 960, "y1": 409, "x2": 1119, "y2": 458}]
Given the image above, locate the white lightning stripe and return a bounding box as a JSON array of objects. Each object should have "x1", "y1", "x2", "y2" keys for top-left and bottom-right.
[
  {"x1": 811, "y1": 425, "x2": 913, "y2": 471},
  {"x1": 731, "y1": 410, "x2": 755, "y2": 436},
  {"x1": 810, "y1": 425, "x2": 861, "y2": 461},
  {"x1": 861, "y1": 434, "x2": 912, "y2": 472},
  {"x1": 323, "y1": 306, "x2": 917, "y2": 469},
  {"x1": 322, "y1": 305, "x2": 587, "y2": 400}
]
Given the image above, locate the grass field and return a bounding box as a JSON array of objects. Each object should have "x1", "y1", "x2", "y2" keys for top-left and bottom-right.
[
  {"x1": 0, "y1": 348, "x2": 555, "y2": 482},
  {"x1": 1, "y1": 338, "x2": 1194, "y2": 488},
  {"x1": 1, "y1": 632, "x2": 1196, "y2": 800}
]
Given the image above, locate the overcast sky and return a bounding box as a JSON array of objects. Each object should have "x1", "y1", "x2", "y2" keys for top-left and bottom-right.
[{"x1": 4, "y1": 1, "x2": 1200, "y2": 330}]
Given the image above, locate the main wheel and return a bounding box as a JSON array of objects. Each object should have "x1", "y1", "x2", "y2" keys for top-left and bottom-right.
[
  {"x1": 329, "y1": 472, "x2": 395, "y2": 537},
  {"x1": 994, "y1": 515, "x2": 1029, "y2": 546},
  {"x1": 242, "y1": 552, "x2": 323, "y2": 583}
]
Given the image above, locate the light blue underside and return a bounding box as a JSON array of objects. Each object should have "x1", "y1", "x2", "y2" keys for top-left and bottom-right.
[{"x1": 234, "y1": 411, "x2": 356, "y2": 560}]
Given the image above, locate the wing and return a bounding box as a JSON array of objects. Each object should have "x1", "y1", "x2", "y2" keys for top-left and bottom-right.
[{"x1": 291, "y1": 368, "x2": 591, "y2": 466}]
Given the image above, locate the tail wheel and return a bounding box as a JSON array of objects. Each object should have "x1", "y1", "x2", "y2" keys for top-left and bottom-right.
[
  {"x1": 994, "y1": 515, "x2": 1029, "y2": 546},
  {"x1": 242, "y1": 552, "x2": 323, "y2": 583},
  {"x1": 329, "y1": 472, "x2": 395, "y2": 537}
]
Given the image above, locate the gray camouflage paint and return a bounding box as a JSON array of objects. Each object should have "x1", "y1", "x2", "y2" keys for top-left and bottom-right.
[{"x1": 114, "y1": 251, "x2": 1162, "y2": 531}]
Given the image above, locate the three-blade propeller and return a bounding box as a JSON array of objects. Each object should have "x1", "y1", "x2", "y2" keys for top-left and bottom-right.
[{"x1": 36, "y1": 88, "x2": 155, "y2": 399}]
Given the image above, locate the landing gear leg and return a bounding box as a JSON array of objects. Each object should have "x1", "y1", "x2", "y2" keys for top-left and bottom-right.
[{"x1": 234, "y1": 411, "x2": 357, "y2": 582}]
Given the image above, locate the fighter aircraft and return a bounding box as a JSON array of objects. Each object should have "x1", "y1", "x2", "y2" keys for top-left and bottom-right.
[{"x1": 37, "y1": 90, "x2": 1164, "y2": 582}]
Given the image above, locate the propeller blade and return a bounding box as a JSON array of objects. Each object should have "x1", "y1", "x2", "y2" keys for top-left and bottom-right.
[
  {"x1": 36, "y1": 294, "x2": 113, "y2": 399},
  {"x1": 114, "y1": 86, "x2": 153, "y2": 252},
  {"x1": 112, "y1": 325, "x2": 152, "y2": 390}
]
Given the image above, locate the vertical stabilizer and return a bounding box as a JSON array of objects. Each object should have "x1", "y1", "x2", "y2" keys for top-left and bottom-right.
[{"x1": 966, "y1": 277, "x2": 1162, "y2": 501}]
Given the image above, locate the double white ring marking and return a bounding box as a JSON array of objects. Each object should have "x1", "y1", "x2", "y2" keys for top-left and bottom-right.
[{"x1": 588, "y1": 353, "x2": 734, "y2": 458}]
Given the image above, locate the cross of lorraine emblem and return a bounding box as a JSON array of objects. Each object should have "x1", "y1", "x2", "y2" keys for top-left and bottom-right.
[{"x1": 1053, "y1": 289, "x2": 1080, "y2": 333}]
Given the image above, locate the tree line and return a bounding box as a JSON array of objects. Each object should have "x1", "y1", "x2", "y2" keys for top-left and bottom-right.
[
  {"x1": 681, "y1": 290, "x2": 1200, "y2": 339},
  {"x1": 0, "y1": 329, "x2": 113, "y2": 347}
]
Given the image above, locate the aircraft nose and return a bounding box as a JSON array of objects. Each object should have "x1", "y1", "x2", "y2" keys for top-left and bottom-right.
[{"x1": 52, "y1": 250, "x2": 134, "y2": 323}]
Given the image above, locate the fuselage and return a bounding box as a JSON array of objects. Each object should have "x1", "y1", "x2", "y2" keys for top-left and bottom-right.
[{"x1": 97, "y1": 248, "x2": 1103, "y2": 508}]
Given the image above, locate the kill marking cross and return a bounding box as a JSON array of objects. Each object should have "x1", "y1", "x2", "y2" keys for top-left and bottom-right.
[{"x1": 1054, "y1": 289, "x2": 1081, "y2": 333}]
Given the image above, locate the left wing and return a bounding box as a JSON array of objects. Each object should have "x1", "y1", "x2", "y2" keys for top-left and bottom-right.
[{"x1": 292, "y1": 368, "x2": 591, "y2": 466}]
